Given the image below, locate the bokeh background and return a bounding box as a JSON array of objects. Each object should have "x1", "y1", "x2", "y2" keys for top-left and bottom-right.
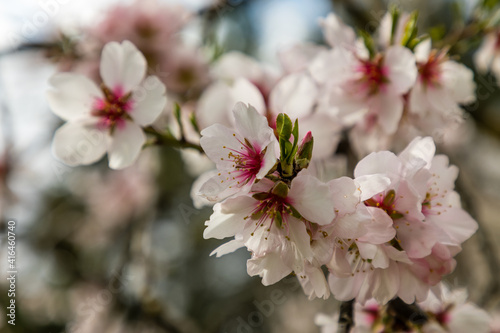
[{"x1": 1, "y1": 0, "x2": 500, "y2": 332}]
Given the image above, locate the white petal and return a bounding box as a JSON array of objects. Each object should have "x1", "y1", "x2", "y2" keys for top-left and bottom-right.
[
  {"x1": 385, "y1": 45, "x2": 418, "y2": 94},
  {"x1": 47, "y1": 73, "x2": 103, "y2": 121},
  {"x1": 100, "y1": 40, "x2": 147, "y2": 93},
  {"x1": 247, "y1": 252, "x2": 292, "y2": 286},
  {"x1": 372, "y1": 93, "x2": 404, "y2": 134},
  {"x1": 372, "y1": 261, "x2": 399, "y2": 304},
  {"x1": 355, "y1": 174, "x2": 391, "y2": 201},
  {"x1": 414, "y1": 38, "x2": 432, "y2": 63},
  {"x1": 440, "y1": 61, "x2": 476, "y2": 104},
  {"x1": 210, "y1": 239, "x2": 245, "y2": 257},
  {"x1": 107, "y1": 121, "x2": 146, "y2": 169},
  {"x1": 203, "y1": 197, "x2": 254, "y2": 239},
  {"x1": 328, "y1": 176, "x2": 360, "y2": 216},
  {"x1": 473, "y1": 33, "x2": 496, "y2": 73},
  {"x1": 232, "y1": 102, "x2": 275, "y2": 148},
  {"x1": 130, "y1": 75, "x2": 167, "y2": 126},
  {"x1": 196, "y1": 81, "x2": 234, "y2": 129},
  {"x1": 398, "y1": 136, "x2": 436, "y2": 171},
  {"x1": 269, "y1": 73, "x2": 318, "y2": 118},
  {"x1": 320, "y1": 13, "x2": 356, "y2": 48},
  {"x1": 289, "y1": 172, "x2": 335, "y2": 225},
  {"x1": 52, "y1": 119, "x2": 107, "y2": 166},
  {"x1": 279, "y1": 42, "x2": 327, "y2": 73},
  {"x1": 354, "y1": 151, "x2": 402, "y2": 180},
  {"x1": 230, "y1": 78, "x2": 266, "y2": 116}
]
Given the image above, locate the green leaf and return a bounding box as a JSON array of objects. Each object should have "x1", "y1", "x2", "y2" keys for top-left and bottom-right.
[
  {"x1": 389, "y1": 5, "x2": 401, "y2": 45},
  {"x1": 358, "y1": 29, "x2": 376, "y2": 59},
  {"x1": 401, "y1": 11, "x2": 419, "y2": 48}
]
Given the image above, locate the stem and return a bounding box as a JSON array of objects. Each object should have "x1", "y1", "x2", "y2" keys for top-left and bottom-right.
[
  {"x1": 338, "y1": 300, "x2": 355, "y2": 333},
  {"x1": 144, "y1": 127, "x2": 203, "y2": 153},
  {"x1": 386, "y1": 297, "x2": 428, "y2": 327}
]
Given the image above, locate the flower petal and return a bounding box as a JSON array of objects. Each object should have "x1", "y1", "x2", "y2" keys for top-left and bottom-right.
[
  {"x1": 130, "y1": 75, "x2": 167, "y2": 126},
  {"x1": 385, "y1": 45, "x2": 418, "y2": 95},
  {"x1": 52, "y1": 119, "x2": 107, "y2": 166},
  {"x1": 269, "y1": 73, "x2": 318, "y2": 119},
  {"x1": 107, "y1": 121, "x2": 146, "y2": 169},
  {"x1": 247, "y1": 252, "x2": 292, "y2": 286},
  {"x1": 47, "y1": 73, "x2": 103, "y2": 121},
  {"x1": 100, "y1": 40, "x2": 147, "y2": 93},
  {"x1": 289, "y1": 172, "x2": 335, "y2": 225}
]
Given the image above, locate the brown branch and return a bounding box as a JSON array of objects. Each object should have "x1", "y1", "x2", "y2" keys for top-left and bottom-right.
[{"x1": 338, "y1": 300, "x2": 355, "y2": 333}]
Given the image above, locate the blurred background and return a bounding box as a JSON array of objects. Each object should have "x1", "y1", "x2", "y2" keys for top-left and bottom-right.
[{"x1": 1, "y1": 0, "x2": 500, "y2": 332}]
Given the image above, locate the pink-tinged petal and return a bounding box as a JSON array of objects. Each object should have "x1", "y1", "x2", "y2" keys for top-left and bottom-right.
[
  {"x1": 320, "y1": 13, "x2": 356, "y2": 48},
  {"x1": 397, "y1": 264, "x2": 429, "y2": 304},
  {"x1": 328, "y1": 176, "x2": 360, "y2": 216},
  {"x1": 247, "y1": 252, "x2": 292, "y2": 286},
  {"x1": 384, "y1": 45, "x2": 418, "y2": 94},
  {"x1": 414, "y1": 38, "x2": 432, "y2": 63},
  {"x1": 299, "y1": 113, "x2": 342, "y2": 160},
  {"x1": 196, "y1": 81, "x2": 234, "y2": 129},
  {"x1": 100, "y1": 40, "x2": 147, "y2": 93},
  {"x1": 408, "y1": 81, "x2": 429, "y2": 115},
  {"x1": 440, "y1": 61, "x2": 476, "y2": 104},
  {"x1": 213, "y1": 51, "x2": 264, "y2": 82},
  {"x1": 107, "y1": 121, "x2": 146, "y2": 169},
  {"x1": 372, "y1": 92, "x2": 404, "y2": 134},
  {"x1": 309, "y1": 48, "x2": 357, "y2": 85},
  {"x1": 197, "y1": 172, "x2": 243, "y2": 202},
  {"x1": 289, "y1": 172, "x2": 335, "y2": 225},
  {"x1": 200, "y1": 123, "x2": 247, "y2": 169},
  {"x1": 130, "y1": 75, "x2": 167, "y2": 126},
  {"x1": 448, "y1": 303, "x2": 491, "y2": 333},
  {"x1": 372, "y1": 261, "x2": 399, "y2": 304},
  {"x1": 354, "y1": 151, "x2": 402, "y2": 180},
  {"x1": 257, "y1": 140, "x2": 278, "y2": 179},
  {"x1": 383, "y1": 245, "x2": 412, "y2": 264},
  {"x1": 269, "y1": 73, "x2": 318, "y2": 119},
  {"x1": 230, "y1": 79, "x2": 266, "y2": 116},
  {"x1": 298, "y1": 264, "x2": 330, "y2": 300},
  {"x1": 398, "y1": 136, "x2": 436, "y2": 171},
  {"x1": 203, "y1": 196, "x2": 254, "y2": 239},
  {"x1": 334, "y1": 209, "x2": 371, "y2": 240},
  {"x1": 394, "y1": 180, "x2": 425, "y2": 221},
  {"x1": 429, "y1": 207, "x2": 477, "y2": 245},
  {"x1": 279, "y1": 42, "x2": 327, "y2": 73},
  {"x1": 232, "y1": 102, "x2": 275, "y2": 148},
  {"x1": 328, "y1": 247, "x2": 354, "y2": 278},
  {"x1": 394, "y1": 219, "x2": 436, "y2": 259},
  {"x1": 355, "y1": 175, "x2": 391, "y2": 201},
  {"x1": 287, "y1": 216, "x2": 314, "y2": 260},
  {"x1": 328, "y1": 271, "x2": 367, "y2": 301},
  {"x1": 210, "y1": 239, "x2": 245, "y2": 257},
  {"x1": 357, "y1": 207, "x2": 396, "y2": 244},
  {"x1": 52, "y1": 119, "x2": 107, "y2": 166},
  {"x1": 47, "y1": 73, "x2": 103, "y2": 121},
  {"x1": 474, "y1": 33, "x2": 496, "y2": 73},
  {"x1": 425, "y1": 84, "x2": 457, "y2": 113}
]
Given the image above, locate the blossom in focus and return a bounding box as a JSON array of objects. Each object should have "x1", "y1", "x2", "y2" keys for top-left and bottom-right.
[
  {"x1": 474, "y1": 31, "x2": 500, "y2": 83},
  {"x1": 197, "y1": 102, "x2": 278, "y2": 202},
  {"x1": 47, "y1": 40, "x2": 167, "y2": 169},
  {"x1": 327, "y1": 137, "x2": 478, "y2": 304},
  {"x1": 203, "y1": 171, "x2": 336, "y2": 298}
]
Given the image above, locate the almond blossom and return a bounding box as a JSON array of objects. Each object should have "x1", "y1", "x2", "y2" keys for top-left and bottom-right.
[
  {"x1": 47, "y1": 40, "x2": 167, "y2": 169},
  {"x1": 309, "y1": 13, "x2": 418, "y2": 154},
  {"x1": 474, "y1": 31, "x2": 500, "y2": 84},
  {"x1": 327, "y1": 137, "x2": 478, "y2": 304},
  {"x1": 204, "y1": 171, "x2": 336, "y2": 296},
  {"x1": 197, "y1": 102, "x2": 278, "y2": 202}
]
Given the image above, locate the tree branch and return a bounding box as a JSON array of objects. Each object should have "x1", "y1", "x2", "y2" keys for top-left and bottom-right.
[{"x1": 338, "y1": 300, "x2": 355, "y2": 333}]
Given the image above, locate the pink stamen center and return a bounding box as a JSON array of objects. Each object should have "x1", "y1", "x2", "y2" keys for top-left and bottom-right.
[
  {"x1": 356, "y1": 56, "x2": 389, "y2": 95},
  {"x1": 92, "y1": 85, "x2": 133, "y2": 131},
  {"x1": 248, "y1": 193, "x2": 292, "y2": 235},
  {"x1": 419, "y1": 50, "x2": 446, "y2": 87},
  {"x1": 221, "y1": 136, "x2": 264, "y2": 187}
]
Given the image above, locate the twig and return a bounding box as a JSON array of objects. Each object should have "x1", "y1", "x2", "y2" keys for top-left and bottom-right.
[
  {"x1": 338, "y1": 300, "x2": 355, "y2": 333},
  {"x1": 144, "y1": 126, "x2": 203, "y2": 153},
  {"x1": 387, "y1": 297, "x2": 428, "y2": 327}
]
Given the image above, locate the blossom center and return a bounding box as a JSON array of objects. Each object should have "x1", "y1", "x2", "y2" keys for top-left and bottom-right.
[
  {"x1": 418, "y1": 50, "x2": 445, "y2": 87},
  {"x1": 364, "y1": 190, "x2": 403, "y2": 219},
  {"x1": 222, "y1": 137, "x2": 264, "y2": 186},
  {"x1": 356, "y1": 56, "x2": 389, "y2": 95},
  {"x1": 92, "y1": 85, "x2": 133, "y2": 131}
]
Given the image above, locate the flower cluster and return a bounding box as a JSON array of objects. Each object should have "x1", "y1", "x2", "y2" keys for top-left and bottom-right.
[{"x1": 198, "y1": 102, "x2": 477, "y2": 304}]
